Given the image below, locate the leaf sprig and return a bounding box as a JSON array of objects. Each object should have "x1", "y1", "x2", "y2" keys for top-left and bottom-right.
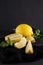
[
  {"x1": 0, "y1": 38, "x2": 14, "y2": 47},
  {"x1": 0, "y1": 41, "x2": 8, "y2": 47},
  {"x1": 33, "y1": 29, "x2": 41, "y2": 40},
  {"x1": 8, "y1": 37, "x2": 14, "y2": 46}
]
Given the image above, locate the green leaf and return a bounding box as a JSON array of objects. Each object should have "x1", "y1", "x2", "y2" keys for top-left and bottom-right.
[
  {"x1": 33, "y1": 29, "x2": 41, "y2": 40},
  {"x1": 0, "y1": 41, "x2": 8, "y2": 47},
  {"x1": 35, "y1": 29, "x2": 40, "y2": 34},
  {"x1": 8, "y1": 37, "x2": 13, "y2": 46}
]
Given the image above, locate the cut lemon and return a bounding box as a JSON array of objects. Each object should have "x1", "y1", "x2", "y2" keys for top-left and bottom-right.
[
  {"x1": 14, "y1": 37, "x2": 27, "y2": 49},
  {"x1": 25, "y1": 40, "x2": 33, "y2": 54},
  {"x1": 15, "y1": 24, "x2": 33, "y2": 37},
  {"x1": 5, "y1": 34, "x2": 23, "y2": 43},
  {"x1": 26, "y1": 36, "x2": 35, "y2": 43}
]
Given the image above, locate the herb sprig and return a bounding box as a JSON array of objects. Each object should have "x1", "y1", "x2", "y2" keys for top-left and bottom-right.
[
  {"x1": 0, "y1": 38, "x2": 14, "y2": 47},
  {"x1": 0, "y1": 41, "x2": 8, "y2": 47},
  {"x1": 33, "y1": 29, "x2": 41, "y2": 40},
  {"x1": 8, "y1": 37, "x2": 13, "y2": 46}
]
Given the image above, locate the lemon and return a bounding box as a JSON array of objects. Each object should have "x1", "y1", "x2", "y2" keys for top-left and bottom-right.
[
  {"x1": 25, "y1": 40, "x2": 33, "y2": 54},
  {"x1": 5, "y1": 34, "x2": 23, "y2": 43},
  {"x1": 14, "y1": 37, "x2": 27, "y2": 49},
  {"x1": 26, "y1": 36, "x2": 35, "y2": 43},
  {"x1": 15, "y1": 24, "x2": 33, "y2": 37}
]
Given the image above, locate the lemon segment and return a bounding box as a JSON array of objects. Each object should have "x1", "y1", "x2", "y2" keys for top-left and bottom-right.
[
  {"x1": 14, "y1": 37, "x2": 27, "y2": 49},
  {"x1": 5, "y1": 34, "x2": 23, "y2": 43},
  {"x1": 15, "y1": 24, "x2": 33, "y2": 37},
  {"x1": 26, "y1": 36, "x2": 35, "y2": 43},
  {"x1": 25, "y1": 40, "x2": 33, "y2": 54}
]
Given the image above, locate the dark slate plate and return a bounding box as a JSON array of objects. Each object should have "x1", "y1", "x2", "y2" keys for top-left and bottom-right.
[{"x1": 0, "y1": 28, "x2": 43, "y2": 64}]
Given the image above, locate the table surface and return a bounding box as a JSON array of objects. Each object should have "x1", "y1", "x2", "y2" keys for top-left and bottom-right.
[
  {"x1": 0, "y1": 59, "x2": 43, "y2": 65},
  {"x1": 0, "y1": 0, "x2": 43, "y2": 65}
]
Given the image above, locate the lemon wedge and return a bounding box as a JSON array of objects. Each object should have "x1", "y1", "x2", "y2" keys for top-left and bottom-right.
[
  {"x1": 25, "y1": 40, "x2": 33, "y2": 54},
  {"x1": 15, "y1": 24, "x2": 33, "y2": 37},
  {"x1": 26, "y1": 36, "x2": 35, "y2": 43},
  {"x1": 14, "y1": 37, "x2": 27, "y2": 49},
  {"x1": 5, "y1": 34, "x2": 23, "y2": 43}
]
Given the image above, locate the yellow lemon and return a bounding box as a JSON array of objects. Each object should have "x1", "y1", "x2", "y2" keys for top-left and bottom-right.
[
  {"x1": 25, "y1": 40, "x2": 33, "y2": 54},
  {"x1": 5, "y1": 34, "x2": 23, "y2": 43},
  {"x1": 14, "y1": 37, "x2": 27, "y2": 49},
  {"x1": 26, "y1": 36, "x2": 36, "y2": 43},
  {"x1": 15, "y1": 24, "x2": 33, "y2": 37}
]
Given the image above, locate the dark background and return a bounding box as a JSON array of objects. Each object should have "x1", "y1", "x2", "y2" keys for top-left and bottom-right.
[
  {"x1": 0, "y1": 0, "x2": 43, "y2": 32},
  {"x1": 0, "y1": 0, "x2": 43, "y2": 65}
]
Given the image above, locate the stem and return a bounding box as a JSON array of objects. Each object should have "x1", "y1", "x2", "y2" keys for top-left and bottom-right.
[{"x1": 12, "y1": 29, "x2": 16, "y2": 31}]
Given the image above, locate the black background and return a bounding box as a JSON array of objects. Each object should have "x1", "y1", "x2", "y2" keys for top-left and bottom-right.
[{"x1": 0, "y1": 0, "x2": 43, "y2": 65}]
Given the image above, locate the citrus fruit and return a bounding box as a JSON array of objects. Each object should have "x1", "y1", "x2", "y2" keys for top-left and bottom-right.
[
  {"x1": 14, "y1": 37, "x2": 27, "y2": 49},
  {"x1": 25, "y1": 40, "x2": 33, "y2": 54},
  {"x1": 26, "y1": 36, "x2": 35, "y2": 43},
  {"x1": 5, "y1": 34, "x2": 23, "y2": 43},
  {"x1": 15, "y1": 24, "x2": 33, "y2": 37}
]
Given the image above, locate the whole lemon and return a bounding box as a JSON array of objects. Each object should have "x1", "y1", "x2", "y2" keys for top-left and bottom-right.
[{"x1": 15, "y1": 24, "x2": 33, "y2": 37}]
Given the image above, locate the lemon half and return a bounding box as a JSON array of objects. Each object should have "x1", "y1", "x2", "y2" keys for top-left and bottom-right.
[{"x1": 5, "y1": 34, "x2": 23, "y2": 43}]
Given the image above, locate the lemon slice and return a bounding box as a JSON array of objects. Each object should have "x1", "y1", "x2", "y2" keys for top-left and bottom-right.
[
  {"x1": 14, "y1": 37, "x2": 27, "y2": 49},
  {"x1": 25, "y1": 40, "x2": 33, "y2": 54},
  {"x1": 5, "y1": 34, "x2": 23, "y2": 43},
  {"x1": 26, "y1": 36, "x2": 35, "y2": 43}
]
